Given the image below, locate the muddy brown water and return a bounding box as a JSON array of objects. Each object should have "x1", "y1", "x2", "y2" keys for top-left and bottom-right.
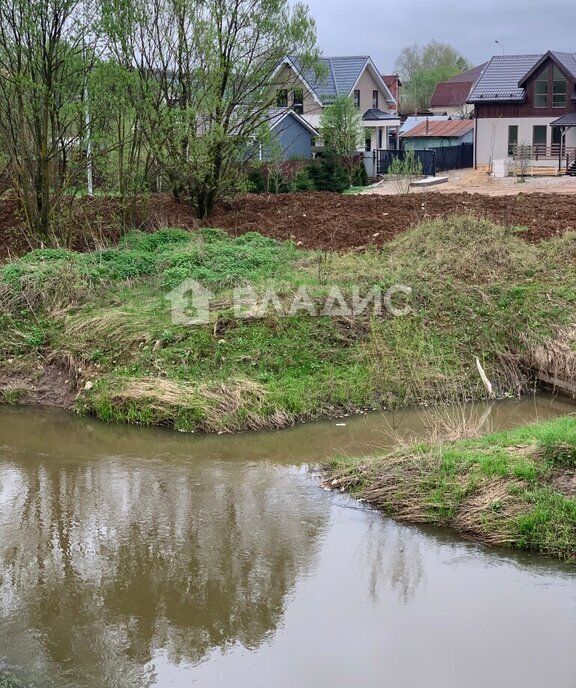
[{"x1": 0, "y1": 396, "x2": 575, "y2": 688}]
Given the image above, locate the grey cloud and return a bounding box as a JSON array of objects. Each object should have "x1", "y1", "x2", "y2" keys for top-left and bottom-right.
[{"x1": 304, "y1": 0, "x2": 574, "y2": 72}]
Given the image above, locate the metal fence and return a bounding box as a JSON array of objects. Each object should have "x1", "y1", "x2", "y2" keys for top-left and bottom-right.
[
  {"x1": 375, "y1": 143, "x2": 474, "y2": 177},
  {"x1": 374, "y1": 149, "x2": 436, "y2": 177},
  {"x1": 431, "y1": 143, "x2": 473, "y2": 172}
]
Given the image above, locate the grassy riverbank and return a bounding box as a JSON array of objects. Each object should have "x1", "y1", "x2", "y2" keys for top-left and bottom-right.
[
  {"x1": 327, "y1": 415, "x2": 576, "y2": 561},
  {"x1": 0, "y1": 215, "x2": 575, "y2": 431}
]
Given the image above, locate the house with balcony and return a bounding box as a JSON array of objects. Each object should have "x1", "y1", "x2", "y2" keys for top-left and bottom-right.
[
  {"x1": 468, "y1": 51, "x2": 576, "y2": 174},
  {"x1": 271, "y1": 55, "x2": 401, "y2": 158}
]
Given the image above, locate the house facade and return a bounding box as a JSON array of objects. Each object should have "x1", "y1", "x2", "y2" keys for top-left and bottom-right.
[
  {"x1": 468, "y1": 51, "x2": 576, "y2": 173},
  {"x1": 272, "y1": 55, "x2": 401, "y2": 157},
  {"x1": 263, "y1": 108, "x2": 318, "y2": 161}
]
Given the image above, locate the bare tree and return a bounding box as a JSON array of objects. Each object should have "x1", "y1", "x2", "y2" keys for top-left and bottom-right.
[
  {"x1": 395, "y1": 41, "x2": 470, "y2": 112},
  {"x1": 102, "y1": 0, "x2": 319, "y2": 218},
  {"x1": 0, "y1": 0, "x2": 100, "y2": 239}
]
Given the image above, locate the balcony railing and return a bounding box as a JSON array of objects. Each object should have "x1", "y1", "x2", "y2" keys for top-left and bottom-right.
[{"x1": 531, "y1": 144, "x2": 575, "y2": 160}]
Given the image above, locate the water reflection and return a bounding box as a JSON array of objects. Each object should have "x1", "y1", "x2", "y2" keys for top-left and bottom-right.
[
  {"x1": 0, "y1": 401, "x2": 575, "y2": 688},
  {"x1": 0, "y1": 457, "x2": 327, "y2": 687}
]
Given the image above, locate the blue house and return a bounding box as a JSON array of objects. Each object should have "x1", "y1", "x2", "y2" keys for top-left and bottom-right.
[{"x1": 262, "y1": 108, "x2": 319, "y2": 160}]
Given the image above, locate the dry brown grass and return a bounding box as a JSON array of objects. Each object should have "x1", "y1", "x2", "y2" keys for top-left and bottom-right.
[
  {"x1": 93, "y1": 376, "x2": 292, "y2": 432},
  {"x1": 522, "y1": 327, "x2": 576, "y2": 398}
]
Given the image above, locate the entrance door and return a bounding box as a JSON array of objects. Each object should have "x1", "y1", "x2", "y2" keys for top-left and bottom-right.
[{"x1": 552, "y1": 127, "x2": 563, "y2": 157}]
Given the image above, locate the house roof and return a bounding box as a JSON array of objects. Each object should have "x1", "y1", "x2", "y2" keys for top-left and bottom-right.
[
  {"x1": 401, "y1": 119, "x2": 474, "y2": 138},
  {"x1": 268, "y1": 107, "x2": 319, "y2": 135},
  {"x1": 468, "y1": 54, "x2": 541, "y2": 102},
  {"x1": 399, "y1": 115, "x2": 449, "y2": 134},
  {"x1": 382, "y1": 74, "x2": 402, "y2": 87},
  {"x1": 286, "y1": 55, "x2": 395, "y2": 106},
  {"x1": 518, "y1": 50, "x2": 576, "y2": 85},
  {"x1": 362, "y1": 108, "x2": 400, "y2": 121},
  {"x1": 550, "y1": 112, "x2": 576, "y2": 127},
  {"x1": 468, "y1": 52, "x2": 576, "y2": 103},
  {"x1": 429, "y1": 63, "x2": 487, "y2": 107}
]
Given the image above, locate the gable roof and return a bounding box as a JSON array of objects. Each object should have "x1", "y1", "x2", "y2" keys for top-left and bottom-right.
[
  {"x1": 284, "y1": 56, "x2": 396, "y2": 107},
  {"x1": 468, "y1": 51, "x2": 576, "y2": 103},
  {"x1": 268, "y1": 107, "x2": 319, "y2": 135},
  {"x1": 429, "y1": 63, "x2": 486, "y2": 108},
  {"x1": 401, "y1": 119, "x2": 474, "y2": 138},
  {"x1": 468, "y1": 54, "x2": 541, "y2": 102},
  {"x1": 518, "y1": 50, "x2": 576, "y2": 86},
  {"x1": 443, "y1": 63, "x2": 487, "y2": 84}
]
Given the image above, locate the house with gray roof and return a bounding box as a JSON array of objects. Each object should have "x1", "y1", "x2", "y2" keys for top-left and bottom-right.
[
  {"x1": 272, "y1": 55, "x2": 401, "y2": 157},
  {"x1": 468, "y1": 50, "x2": 576, "y2": 173}
]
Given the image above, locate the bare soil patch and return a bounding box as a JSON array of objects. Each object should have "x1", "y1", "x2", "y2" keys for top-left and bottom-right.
[
  {"x1": 207, "y1": 191, "x2": 576, "y2": 249},
  {"x1": 0, "y1": 190, "x2": 575, "y2": 258},
  {"x1": 0, "y1": 364, "x2": 77, "y2": 409}
]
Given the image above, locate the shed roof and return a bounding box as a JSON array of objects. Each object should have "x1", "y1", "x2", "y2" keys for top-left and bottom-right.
[
  {"x1": 401, "y1": 119, "x2": 474, "y2": 138},
  {"x1": 550, "y1": 112, "x2": 576, "y2": 127},
  {"x1": 399, "y1": 115, "x2": 449, "y2": 134},
  {"x1": 362, "y1": 108, "x2": 400, "y2": 121}
]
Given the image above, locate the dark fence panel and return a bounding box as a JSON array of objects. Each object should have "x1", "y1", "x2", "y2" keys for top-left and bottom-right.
[
  {"x1": 429, "y1": 143, "x2": 473, "y2": 172},
  {"x1": 375, "y1": 149, "x2": 436, "y2": 177},
  {"x1": 375, "y1": 143, "x2": 473, "y2": 177}
]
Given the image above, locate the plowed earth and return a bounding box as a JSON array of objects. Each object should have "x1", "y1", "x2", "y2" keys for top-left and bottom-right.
[{"x1": 1, "y1": 191, "x2": 574, "y2": 259}]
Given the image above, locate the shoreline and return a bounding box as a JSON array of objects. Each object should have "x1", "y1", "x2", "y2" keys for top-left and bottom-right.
[{"x1": 325, "y1": 415, "x2": 576, "y2": 562}]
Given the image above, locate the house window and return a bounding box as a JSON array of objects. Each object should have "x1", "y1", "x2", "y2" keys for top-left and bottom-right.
[
  {"x1": 372, "y1": 90, "x2": 379, "y2": 109},
  {"x1": 532, "y1": 125, "x2": 547, "y2": 155},
  {"x1": 276, "y1": 89, "x2": 288, "y2": 108},
  {"x1": 534, "y1": 73, "x2": 548, "y2": 108},
  {"x1": 353, "y1": 90, "x2": 360, "y2": 108},
  {"x1": 292, "y1": 88, "x2": 304, "y2": 114},
  {"x1": 553, "y1": 67, "x2": 567, "y2": 108},
  {"x1": 552, "y1": 127, "x2": 563, "y2": 154},
  {"x1": 507, "y1": 125, "x2": 518, "y2": 156}
]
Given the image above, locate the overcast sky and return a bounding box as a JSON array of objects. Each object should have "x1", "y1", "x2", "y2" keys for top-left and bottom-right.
[{"x1": 304, "y1": 0, "x2": 574, "y2": 72}]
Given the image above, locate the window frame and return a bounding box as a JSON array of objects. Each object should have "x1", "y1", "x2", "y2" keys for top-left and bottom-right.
[
  {"x1": 534, "y1": 73, "x2": 548, "y2": 109},
  {"x1": 292, "y1": 88, "x2": 304, "y2": 114},
  {"x1": 353, "y1": 89, "x2": 361, "y2": 108},
  {"x1": 552, "y1": 67, "x2": 567, "y2": 108},
  {"x1": 372, "y1": 90, "x2": 379, "y2": 109},
  {"x1": 507, "y1": 125, "x2": 518, "y2": 157},
  {"x1": 532, "y1": 125, "x2": 547, "y2": 155}
]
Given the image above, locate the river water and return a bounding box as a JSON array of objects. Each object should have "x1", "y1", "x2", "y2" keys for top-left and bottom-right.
[{"x1": 0, "y1": 397, "x2": 575, "y2": 688}]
